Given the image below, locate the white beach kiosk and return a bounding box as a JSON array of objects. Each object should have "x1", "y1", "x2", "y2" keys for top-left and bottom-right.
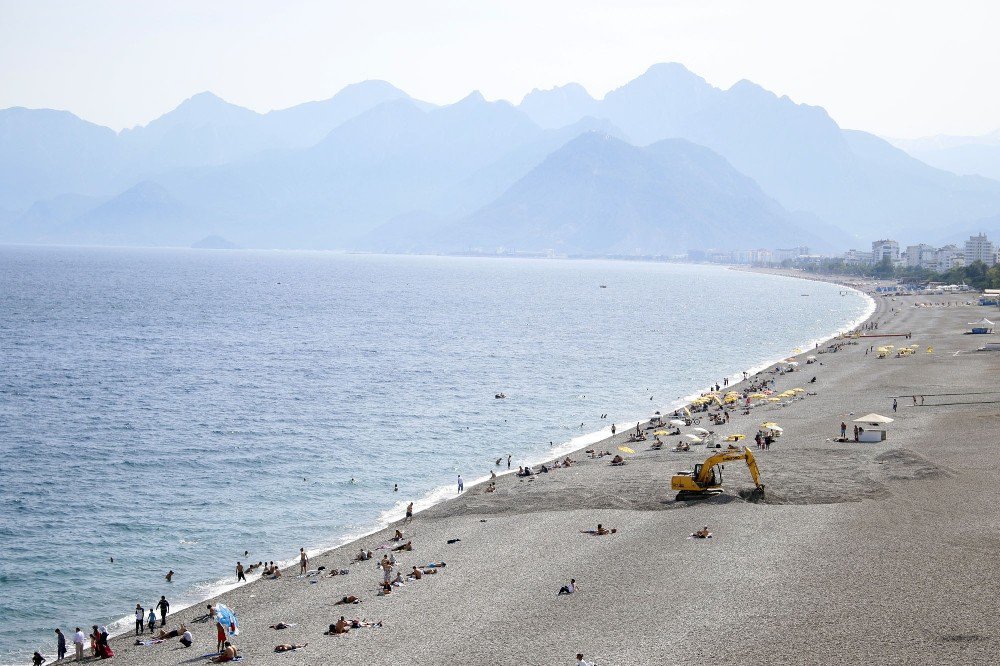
[{"x1": 854, "y1": 413, "x2": 894, "y2": 442}]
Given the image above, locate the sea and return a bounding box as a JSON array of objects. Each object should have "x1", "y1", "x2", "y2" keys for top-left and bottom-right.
[{"x1": 0, "y1": 245, "x2": 873, "y2": 662}]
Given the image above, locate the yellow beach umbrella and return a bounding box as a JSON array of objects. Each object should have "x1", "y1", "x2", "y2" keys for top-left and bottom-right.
[
  {"x1": 617, "y1": 446, "x2": 636, "y2": 454},
  {"x1": 653, "y1": 430, "x2": 669, "y2": 436},
  {"x1": 767, "y1": 397, "x2": 781, "y2": 402},
  {"x1": 724, "y1": 434, "x2": 745, "y2": 441}
]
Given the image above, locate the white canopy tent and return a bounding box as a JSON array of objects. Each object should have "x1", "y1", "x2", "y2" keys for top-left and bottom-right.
[{"x1": 853, "y1": 413, "x2": 894, "y2": 441}]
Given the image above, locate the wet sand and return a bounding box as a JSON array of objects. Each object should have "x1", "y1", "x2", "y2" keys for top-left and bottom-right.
[{"x1": 93, "y1": 283, "x2": 1000, "y2": 665}]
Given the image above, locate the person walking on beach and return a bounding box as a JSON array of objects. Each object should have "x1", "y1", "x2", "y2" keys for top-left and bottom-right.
[
  {"x1": 405, "y1": 502, "x2": 413, "y2": 522},
  {"x1": 507, "y1": 454, "x2": 511, "y2": 469},
  {"x1": 457, "y1": 475, "x2": 464, "y2": 493},
  {"x1": 157, "y1": 595, "x2": 170, "y2": 627},
  {"x1": 611, "y1": 423, "x2": 616, "y2": 436},
  {"x1": 892, "y1": 398, "x2": 897, "y2": 413},
  {"x1": 134, "y1": 603, "x2": 144, "y2": 635},
  {"x1": 73, "y1": 627, "x2": 85, "y2": 661},
  {"x1": 55, "y1": 628, "x2": 66, "y2": 661},
  {"x1": 236, "y1": 561, "x2": 246, "y2": 582},
  {"x1": 147, "y1": 608, "x2": 156, "y2": 633},
  {"x1": 299, "y1": 548, "x2": 308, "y2": 574}
]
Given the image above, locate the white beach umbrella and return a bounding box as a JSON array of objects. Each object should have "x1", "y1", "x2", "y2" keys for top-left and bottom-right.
[
  {"x1": 691, "y1": 427, "x2": 710, "y2": 435},
  {"x1": 669, "y1": 419, "x2": 685, "y2": 427},
  {"x1": 683, "y1": 434, "x2": 703, "y2": 443},
  {"x1": 853, "y1": 413, "x2": 894, "y2": 425}
]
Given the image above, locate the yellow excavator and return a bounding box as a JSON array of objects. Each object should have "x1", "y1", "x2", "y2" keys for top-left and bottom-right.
[{"x1": 671, "y1": 446, "x2": 765, "y2": 500}]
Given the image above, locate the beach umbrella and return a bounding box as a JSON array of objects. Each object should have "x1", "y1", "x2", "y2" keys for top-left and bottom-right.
[
  {"x1": 214, "y1": 604, "x2": 239, "y2": 636},
  {"x1": 760, "y1": 422, "x2": 779, "y2": 428},
  {"x1": 806, "y1": 355, "x2": 817, "y2": 360},
  {"x1": 767, "y1": 397, "x2": 781, "y2": 402},
  {"x1": 653, "y1": 430, "x2": 669, "y2": 436},
  {"x1": 853, "y1": 413, "x2": 894, "y2": 425},
  {"x1": 617, "y1": 445, "x2": 636, "y2": 454},
  {"x1": 669, "y1": 419, "x2": 685, "y2": 427},
  {"x1": 724, "y1": 434, "x2": 745, "y2": 441},
  {"x1": 683, "y1": 434, "x2": 703, "y2": 443},
  {"x1": 691, "y1": 427, "x2": 710, "y2": 435}
]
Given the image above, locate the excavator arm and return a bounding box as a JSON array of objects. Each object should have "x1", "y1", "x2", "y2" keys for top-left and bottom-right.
[{"x1": 696, "y1": 446, "x2": 763, "y2": 489}]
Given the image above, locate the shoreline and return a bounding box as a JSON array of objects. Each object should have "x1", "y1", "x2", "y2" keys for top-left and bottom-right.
[
  {"x1": 31, "y1": 268, "x2": 878, "y2": 666},
  {"x1": 69, "y1": 275, "x2": 1000, "y2": 664}
]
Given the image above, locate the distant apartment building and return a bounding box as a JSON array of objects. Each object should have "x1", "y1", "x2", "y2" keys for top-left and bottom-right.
[
  {"x1": 936, "y1": 244, "x2": 965, "y2": 272},
  {"x1": 844, "y1": 249, "x2": 874, "y2": 266},
  {"x1": 964, "y1": 233, "x2": 995, "y2": 266},
  {"x1": 773, "y1": 246, "x2": 810, "y2": 262},
  {"x1": 871, "y1": 239, "x2": 900, "y2": 263},
  {"x1": 905, "y1": 244, "x2": 936, "y2": 268}
]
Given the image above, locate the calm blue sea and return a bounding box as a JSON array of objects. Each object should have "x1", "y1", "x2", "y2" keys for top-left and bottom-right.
[{"x1": 0, "y1": 246, "x2": 871, "y2": 662}]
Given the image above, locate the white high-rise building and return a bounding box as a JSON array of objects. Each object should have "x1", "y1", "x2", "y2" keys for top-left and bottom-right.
[
  {"x1": 872, "y1": 239, "x2": 900, "y2": 263},
  {"x1": 936, "y1": 245, "x2": 964, "y2": 272},
  {"x1": 964, "y1": 233, "x2": 995, "y2": 266},
  {"x1": 906, "y1": 244, "x2": 936, "y2": 268}
]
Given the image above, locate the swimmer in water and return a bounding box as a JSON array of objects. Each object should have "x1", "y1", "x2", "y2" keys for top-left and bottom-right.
[{"x1": 165, "y1": 570, "x2": 174, "y2": 582}]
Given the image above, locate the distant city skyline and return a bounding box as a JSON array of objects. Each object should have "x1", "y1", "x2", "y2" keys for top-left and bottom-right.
[{"x1": 1, "y1": 0, "x2": 998, "y2": 138}]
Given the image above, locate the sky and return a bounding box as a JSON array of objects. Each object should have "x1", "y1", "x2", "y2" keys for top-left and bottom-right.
[{"x1": 0, "y1": 0, "x2": 997, "y2": 138}]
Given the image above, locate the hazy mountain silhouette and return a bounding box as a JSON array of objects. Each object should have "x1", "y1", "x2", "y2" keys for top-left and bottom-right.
[
  {"x1": 428, "y1": 133, "x2": 825, "y2": 255},
  {"x1": 891, "y1": 129, "x2": 1000, "y2": 181},
  {"x1": 6, "y1": 63, "x2": 1000, "y2": 249},
  {"x1": 516, "y1": 63, "x2": 1000, "y2": 238}
]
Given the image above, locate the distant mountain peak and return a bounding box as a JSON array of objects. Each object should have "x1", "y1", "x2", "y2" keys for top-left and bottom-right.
[{"x1": 455, "y1": 90, "x2": 487, "y2": 105}]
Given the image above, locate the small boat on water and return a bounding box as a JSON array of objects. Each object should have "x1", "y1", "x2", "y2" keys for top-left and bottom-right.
[
  {"x1": 495, "y1": 393, "x2": 506, "y2": 399},
  {"x1": 599, "y1": 285, "x2": 607, "y2": 288}
]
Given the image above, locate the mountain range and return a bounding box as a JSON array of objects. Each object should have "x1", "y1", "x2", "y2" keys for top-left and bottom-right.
[
  {"x1": 891, "y1": 129, "x2": 1000, "y2": 182},
  {"x1": 4, "y1": 63, "x2": 1000, "y2": 253}
]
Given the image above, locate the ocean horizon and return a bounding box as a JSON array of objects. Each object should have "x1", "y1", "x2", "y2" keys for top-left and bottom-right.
[{"x1": 0, "y1": 245, "x2": 872, "y2": 662}]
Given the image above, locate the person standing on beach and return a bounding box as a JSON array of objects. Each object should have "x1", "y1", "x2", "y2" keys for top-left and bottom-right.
[
  {"x1": 299, "y1": 548, "x2": 308, "y2": 574},
  {"x1": 73, "y1": 627, "x2": 85, "y2": 661},
  {"x1": 507, "y1": 454, "x2": 511, "y2": 469},
  {"x1": 892, "y1": 398, "x2": 897, "y2": 413},
  {"x1": 55, "y1": 628, "x2": 66, "y2": 661},
  {"x1": 457, "y1": 475, "x2": 464, "y2": 493},
  {"x1": 405, "y1": 502, "x2": 413, "y2": 522},
  {"x1": 157, "y1": 595, "x2": 170, "y2": 627},
  {"x1": 236, "y1": 561, "x2": 246, "y2": 582},
  {"x1": 611, "y1": 424, "x2": 616, "y2": 436},
  {"x1": 840, "y1": 422, "x2": 847, "y2": 439},
  {"x1": 134, "y1": 603, "x2": 144, "y2": 635}
]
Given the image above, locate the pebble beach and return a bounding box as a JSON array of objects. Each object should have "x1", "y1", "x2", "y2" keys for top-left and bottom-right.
[{"x1": 67, "y1": 280, "x2": 1000, "y2": 665}]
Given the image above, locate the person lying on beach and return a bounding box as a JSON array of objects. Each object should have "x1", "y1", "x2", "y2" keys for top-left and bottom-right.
[
  {"x1": 581, "y1": 524, "x2": 616, "y2": 536},
  {"x1": 274, "y1": 643, "x2": 307, "y2": 652},
  {"x1": 335, "y1": 596, "x2": 361, "y2": 605},
  {"x1": 392, "y1": 540, "x2": 413, "y2": 552},
  {"x1": 392, "y1": 529, "x2": 404, "y2": 541},
  {"x1": 211, "y1": 642, "x2": 237, "y2": 663},
  {"x1": 425, "y1": 561, "x2": 447, "y2": 568},
  {"x1": 355, "y1": 549, "x2": 373, "y2": 562},
  {"x1": 155, "y1": 624, "x2": 185, "y2": 640},
  {"x1": 692, "y1": 526, "x2": 712, "y2": 539},
  {"x1": 610, "y1": 455, "x2": 625, "y2": 466},
  {"x1": 558, "y1": 579, "x2": 577, "y2": 595},
  {"x1": 350, "y1": 619, "x2": 382, "y2": 629},
  {"x1": 269, "y1": 622, "x2": 293, "y2": 630}
]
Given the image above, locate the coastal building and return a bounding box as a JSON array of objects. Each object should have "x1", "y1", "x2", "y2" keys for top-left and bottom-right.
[
  {"x1": 964, "y1": 233, "x2": 995, "y2": 266},
  {"x1": 872, "y1": 239, "x2": 900, "y2": 263},
  {"x1": 844, "y1": 249, "x2": 874, "y2": 266},
  {"x1": 773, "y1": 246, "x2": 810, "y2": 262},
  {"x1": 936, "y1": 245, "x2": 964, "y2": 272},
  {"x1": 906, "y1": 244, "x2": 936, "y2": 268}
]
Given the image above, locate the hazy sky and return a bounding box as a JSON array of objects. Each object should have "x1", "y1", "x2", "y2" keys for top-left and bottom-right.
[{"x1": 1, "y1": 0, "x2": 996, "y2": 138}]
